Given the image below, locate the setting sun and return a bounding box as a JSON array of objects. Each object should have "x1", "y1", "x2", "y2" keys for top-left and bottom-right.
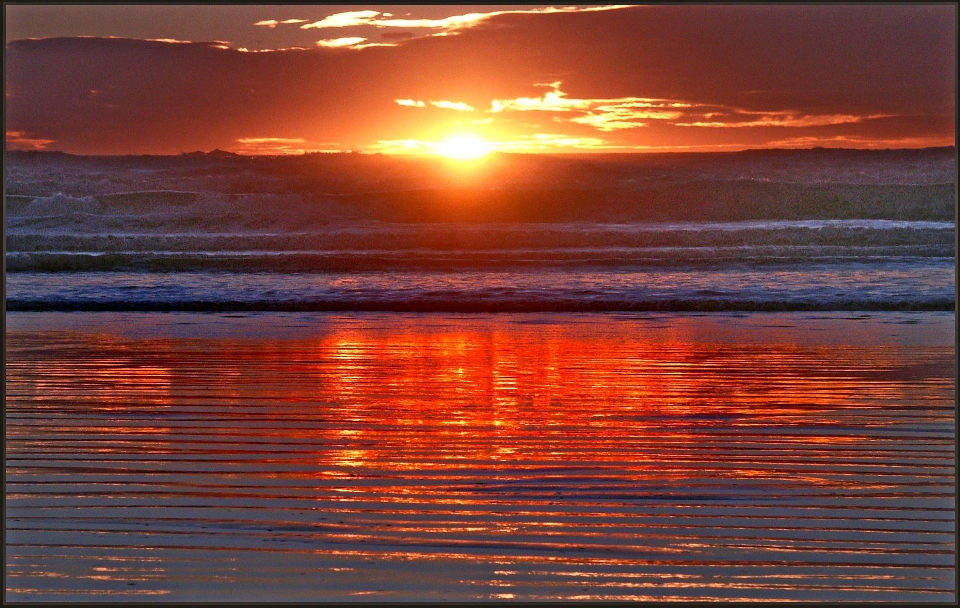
[{"x1": 435, "y1": 135, "x2": 492, "y2": 159}]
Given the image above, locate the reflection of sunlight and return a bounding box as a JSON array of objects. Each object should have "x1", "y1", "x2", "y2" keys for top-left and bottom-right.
[
  {"x1": 334, "y1": 449, "x2": 369, "y2": 467},
  {"x1": 8, "y1": 315, "x2": 952, "y2": 601}
]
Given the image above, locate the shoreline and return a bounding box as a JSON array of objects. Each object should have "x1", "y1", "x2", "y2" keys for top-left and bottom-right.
[{"x1": 6, "y1": 309, "x2": 955, "y2": 345}]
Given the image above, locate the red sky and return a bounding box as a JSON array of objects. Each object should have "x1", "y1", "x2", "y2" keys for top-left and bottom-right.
[{"x1": 5, "y1": 4, "x2": 956, "y2": 155}]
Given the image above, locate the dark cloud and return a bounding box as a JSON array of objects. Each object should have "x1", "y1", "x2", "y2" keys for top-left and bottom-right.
[{"x1": 5, "y1": 5, "x2": 954, "y2": 154}]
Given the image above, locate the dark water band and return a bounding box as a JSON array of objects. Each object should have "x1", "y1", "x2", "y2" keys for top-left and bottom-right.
[{"x1": 7, "y1": 298, "x2": 954, "y2": 313}]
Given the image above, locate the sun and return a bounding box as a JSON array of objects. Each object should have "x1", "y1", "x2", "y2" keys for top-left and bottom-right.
[{"x1": 434, "y1": 135, "x2": 492, "y2": 160}]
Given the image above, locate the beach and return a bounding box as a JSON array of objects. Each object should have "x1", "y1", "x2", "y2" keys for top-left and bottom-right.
[
  {"x1": 6, "y1": 311, "x2": 955, "y2": 601},
  {"x1": 5, "y1": 3, "x2": 957, "y2": 601}
]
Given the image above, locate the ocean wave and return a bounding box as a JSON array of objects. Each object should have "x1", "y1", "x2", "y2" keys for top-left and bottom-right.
[
  {"x1": 5, "y1": 246, "x2": 954, "y2": 272},
  {"x1": 6, "y1": 297, "x2": 953, "y2": 312},
  {"x1": 6, "y1": 263, "x2": 954, "y2": 312}
]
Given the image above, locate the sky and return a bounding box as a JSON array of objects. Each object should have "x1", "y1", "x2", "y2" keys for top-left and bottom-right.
[{"x1": 5, "y1": 4, "x2": 957, "y2": 156}]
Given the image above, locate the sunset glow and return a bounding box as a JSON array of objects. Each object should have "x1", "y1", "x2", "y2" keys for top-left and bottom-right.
[
  {"x1": 434, "y1": 135, "x2": 492, "y2": 159},
  {"x1": 5, "y1": 4, "x2": 956, "y2": 603},
  {"x1": 4, "y1": 4, "x2": 953, "y2": 155}
]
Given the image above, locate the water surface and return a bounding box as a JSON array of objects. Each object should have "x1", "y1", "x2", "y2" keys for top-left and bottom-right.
[{"x1": 5, "y1": 311, "x2": 955, "y2": 601}]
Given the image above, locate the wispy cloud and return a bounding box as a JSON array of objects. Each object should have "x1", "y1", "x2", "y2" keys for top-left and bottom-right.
[
  {"x1": 490, "y1": 83, "x2": 689, "y2": 130},
  {"x1": 485, "y1": 83, "x2": 898, "y2": 132},
  {"x1": 315, "y1": 37, "x2": 367, "y2": 48},
  {"x1": 315, "y1": 37, "x2": 395, "y2": 49},
  {"x1": 431, "y1": 101, "x2": 474, "y2": 112},
  {"x1": 491, "y1": 84, "x2": 592, "y2": 112},
  {"x1": 6, "y1": 130, "x2": 55, "y2": 151},
  {"x1": 299, "y1": 10, "x2": 384, "y2": 29},
  {"x1": 394, "y1": 99, "x2": 475, "y2": 111},
  {"x1": 298, "y1": 5, "x2": 633, "y2": 36},
  {"x1": 255, "y1": 18, "x2": 309, "y2": 28},
  {"x1": 674, "y1": 111, "x2": 892, "y2": 128},
  {"x1": 234, "y1": 137, "x2": 341, "y2": 155},
  {"x1": 570, "y1": 102, "x2": 687, "y2": 131}
]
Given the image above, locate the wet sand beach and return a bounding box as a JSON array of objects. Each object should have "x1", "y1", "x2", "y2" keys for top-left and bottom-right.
[{"x1": 5, "y1": 311, "x2": 956, "y2": 601}]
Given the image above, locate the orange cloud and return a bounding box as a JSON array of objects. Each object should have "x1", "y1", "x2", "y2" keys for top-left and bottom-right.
[
  {"x1": 394, "y1": 99, "x2": 475, "y2": 111},
  {"x1": 299, "y1": 5, "x2": 633, "y2": 35},
  {"x1": 490, "y1": 83, "x2": 689, "y2": 131},
  {"x1": 315, "y1": 37, "x2": 367, "y2": 48},
  {"x1": 234, "y1": 137, "x2": 341, "y2": 155},
  {"x1": 315, "y1": 37, "x2": 395, "y2": 49},
  {"x1": 300, "y1": 10, "x2": 384, "y2": 29},
  {"x1": 675, "y1": 112, "x2": 893, "y2": 128},
  {"x1": 571, "y1": 106, "x2": 686, "y2": 131},
  {"x1": 6, "y1": 130, "x2": 55, "y2": 150},
  {"x1": 485, "y1": 83, "x2": 903, "y2": 133},
  {"x1": 430, "y1": 101, "x2": 474, "y2": 112},
  {"x1": 491, "y1": 85, "x2": 591, "y2": 112}
]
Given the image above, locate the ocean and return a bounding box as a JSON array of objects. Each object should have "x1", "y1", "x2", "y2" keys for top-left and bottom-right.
[{"x1": 4, "y1": 148, "x2": 956, "y2": 601}]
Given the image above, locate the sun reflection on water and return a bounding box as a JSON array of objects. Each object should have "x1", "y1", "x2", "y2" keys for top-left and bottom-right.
[{"x1": 5, "y1": 313, "x2": 955, "y2": 601}]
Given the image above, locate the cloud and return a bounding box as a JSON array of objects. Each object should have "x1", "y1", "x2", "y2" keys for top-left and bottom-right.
[
  {"x1": 314, "y1": 37, "x2": 395, "y2": 49},
  {"x1": 394, "y1": 99, "x2": 475, "y2": 111},
  {"x1": 674, "y1": 111, "x2": 892, "y2": 128},
  {"x1": 234, "y1": 137, "x2": 341, "y2": 155},
  {"x1": 490, "y1": 83, "x2": 689, "y2": 130},
  {"x1": 252, "y1": 18, "x2": 309, "y2": 28},
  {"x1": 6, "y1": 5, "x2": 953, "y2": 155},
  {"x1": 430, "y1": 101, "x2": 474, "y2": 112},
  {"x1": 489, "y1": 83, "x2": 691, "y2": 130},
  {"x1": 300, "y1": 10, "x2": 384, "y2": 29},
  {"x1": 487, "y1": 84, "x2": 900, "y2": 132},
  {"x1": 299, "y1": 5, "x2": 633, "y2": 36},
  {"x1": 570, "y1": 107, "x2": 685, "y2": 131},
  {"x1": 145, "y1": 38, "x2": 191, "y2": 44},
  {"x1": 316, "y1": 37, "x2": 368, "y2": 48},
  {"x1": 6, "y1": 130, "x2": 56, "y2": 151},
  {"x1": 766, "y1": 134, "x2": 955, "y2": 149}
]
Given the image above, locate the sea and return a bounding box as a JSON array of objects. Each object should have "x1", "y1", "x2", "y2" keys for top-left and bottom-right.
[{"x1": 4, "y1": 150, "x2": 957, "y2": 601}]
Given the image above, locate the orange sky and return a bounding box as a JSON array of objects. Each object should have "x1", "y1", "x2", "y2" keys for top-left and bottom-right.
[{"x1": 5, "y1": 4, "x2": 956, "y2": 155}]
